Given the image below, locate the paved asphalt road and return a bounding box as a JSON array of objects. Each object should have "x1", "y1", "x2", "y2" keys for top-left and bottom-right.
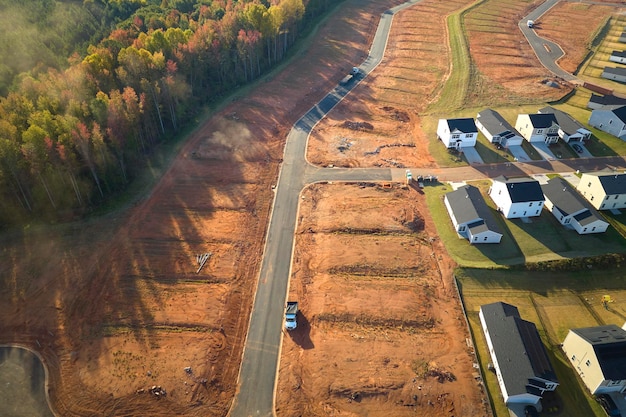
[
  {"x1": 228, "y1": 1, "x2": 626, "y2": 416},
  {"x1": 228, "y1": 2, "x2": 419, "y2": 416}
]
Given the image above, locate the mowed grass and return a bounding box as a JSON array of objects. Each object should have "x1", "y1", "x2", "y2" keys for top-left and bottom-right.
[
  {"x1": 579, "y1": 14, "x2": 626, "y2": 96},
  {"x1": 458, "y1": 267, "x2": 626, "y2": 417},
  {"x1": 424, "y1": 180, "x2": 626, "y2": 268}
]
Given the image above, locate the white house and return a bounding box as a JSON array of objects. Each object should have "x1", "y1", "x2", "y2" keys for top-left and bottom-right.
[
  {"x1": 541, "y1": 177, "x2": 609, "y2": 234},
  {"x1": 515, "y1": 113, "x2": 560, "y2": 144},
  {"x1": 476, "y1": 109, "x2": 523, "y2": 147},
  {"x1": 437, "y1": 118, "x2": 478, "y2": 149},
  {"x1": 444, "y1": 185, "x2": 503, "y2": 244},
  {"x1": 480, "y1": 302, "x2": 558, "y2": 410},
  {"x1": 576, "y1": 172, "x2": 626, "y2": 211},
  {"x1": 588, "y1": 105, "x2": 626, "y2": 140},
  {"x1": 488, "y1": 176, "x2": 545, "y2": 219},
  {"x1": 562, "y1": 324, "x2": 626, "y2": 395},
  {"x1": 538, "y1": 106, "x2": 591, "y2": 143},
  {"x1": 602, "y1": 67, "x2": 626, "y2": 83},
  {"x1": 609, "y1": 51, "x2": 626, "y2": 65}
]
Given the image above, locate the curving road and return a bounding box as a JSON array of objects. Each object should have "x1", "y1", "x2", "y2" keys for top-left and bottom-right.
[
  {"x1": 228, "y1": 2, "x2": 419, "y2": 416},
  {"x1": 228, "y1": 1, "x2": 626, "y2": 416}
]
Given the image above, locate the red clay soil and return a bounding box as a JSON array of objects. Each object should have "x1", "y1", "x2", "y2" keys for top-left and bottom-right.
[{"x1": 0, "y1": 0, "x2": 610, "y2": 415}]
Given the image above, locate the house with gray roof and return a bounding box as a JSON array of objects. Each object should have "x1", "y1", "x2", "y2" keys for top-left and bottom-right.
[
  {"x1": 475, "y1": 109, "x2": 523, "y2": 147},
  {"x1": 588, "y1": 105, "x2": 626, "y2": 140},
  {"x1": 541, "y1": 177, "x2": 609, "y2": 234},
  {"x1": 602, "y1": 67, "x2": 626, "y2": 83},
  {"x1": 488, "y1": 176, "x2": 545, "y2": 219},
  {"x1": 610, "y1": 50, "x2": 626, "y2": 65},
  {"x1": 479, "y1": 302, "x2": 558, "y2": 410},
  {"x1": 620, "y1": 31, "x2": 626, "y2": 43},
  {"x1": 538, "y1": 106, "x2": 591, "y2": 143},
  {"x1": 444, "y1": 185, "x2": 503, "y2": 244},
  {"x1": 562, "y1": 324, "x2": 626, "y2": 395},
  {"x1": 515, "y1": 113, "x2": 560, "y2": 144},
  {"x1": 436, "y1": 118, "x2": 478, "y2": 149},
  {"x1": 576, "y1": 171, "x2": 626, "y2": 210},
  {"x1": 587, "y1": 93, "x2": 626, "y2": 110}
]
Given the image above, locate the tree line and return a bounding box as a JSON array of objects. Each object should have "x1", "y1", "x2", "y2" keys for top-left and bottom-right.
[{"x1": 0, "y1": 0, "x2": 336, "y2": 226}]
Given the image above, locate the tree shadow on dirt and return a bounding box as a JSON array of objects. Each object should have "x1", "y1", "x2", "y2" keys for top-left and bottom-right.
[{"x1": 286, "y1": 313, "x2": 314, "y2": 350}]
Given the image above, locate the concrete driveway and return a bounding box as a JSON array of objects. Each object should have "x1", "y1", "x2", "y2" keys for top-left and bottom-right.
[
  {"x1": 532, "y1": 142, "x2": 557, "y2": 160},
  {"x1": 461, "y1": 146, "x2": 484, "y2": 164},
  {"x1": 508, "y1": 145, "x2": 531, "y2": 162},
  {"x1": 570, "y1": 142, "x2": 593, "y2": 158}
]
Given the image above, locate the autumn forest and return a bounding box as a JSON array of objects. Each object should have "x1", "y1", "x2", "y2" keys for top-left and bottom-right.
[{"x1": 0, "y1": 0, "x2": 333, "y2": 226}]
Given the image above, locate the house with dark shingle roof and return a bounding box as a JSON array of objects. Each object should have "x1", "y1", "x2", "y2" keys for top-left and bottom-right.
[
  {"x1": 602, "y1": 67, "x2": 626, "y2": 83},
  {"x1": 610, "y1": 50, "x2": 626, "y2": 65},
  {"x1": 587, "y1": 93, "x2": 626, "y2": 110},
  {"x1": 479, "y1": 302, "x2": 558, "y2": 410},
  {"x1": 436, "y1": 118, "x2": 478, "y2": 149},
  {"x1": 538, "y1": 106, "x2": 591, "y2": 143},
  {"x1": 576, "y1": 172, "x2": 626, "y2": 210},
  {"x1": 562, "y1": 324, "x2": 626, "y2": 395},
  {"x1": 475, "y1": 109, "x2": 523, "y2": 147},
  {"x1": 589, "y1": 105, "x2": 626, "y2": 140},
  {"x1": 515, "y1": 113, "x2": 560, "y2": 144},
  {"x1": 444, "y1": 185, "x2": 503, "y2": 244},
  {"x1": 488, "y1": 176, "x2": 545, "y2": 219},
  {"x1": 541, "y1": 177, "x2": 609, "y2": 234}
]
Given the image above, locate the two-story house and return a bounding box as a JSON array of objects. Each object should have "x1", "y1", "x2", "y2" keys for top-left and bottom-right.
[
  {"x1": 488, "y1": 176, "x2": 545, "y2": 219},
  {"x1": 436, "y1": 118, "x2": 478, "y2": 149},
  {"x1": 538, "y1": 106, "x2": 591, "y2": 143},
  {"x1": 588, "y1": 105, "x2": 626, "y2": 141},
  {"x1": 576, "y1": 172, "x2": 626, "y2": 211},
  {"x1": 562, "y1": 324, "x2": 626, "y2": 395},
  {"x1": 515, "y1": 113, "x2": 560, "y2": 144}
]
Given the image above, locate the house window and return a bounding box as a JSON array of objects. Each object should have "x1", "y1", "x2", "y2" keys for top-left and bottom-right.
[
  {"x1": 484, "y1": 236, "x2": 488, "y2": 241},
  {"x1": 583, "y1": 228, "x2": 587, "y2": 233},
  {"x1": 535, "y1": 210, "x2": 539, "y2": 215},
  {"x1": 473, "y1": 236, "x2": 478, "y2": 241},
  {"x1": 560, "y1": 215, "x2": 563, "y2": 221},
  {"x1": 609, "y1": 120, "x2": 613, "y2": 124},
  {"x1": 465, "y1": 133, "x2": 473, "y2": 138},
  {"x1": 592, "y1": 227, "x2": 596, "y2": 231},
  {"x1": 537, "y1": 129, "x2": 543, "y2": 134},
  {"x1": 529, "y1": 202, "x2": 533, "y2": 207},
  {"x1": 616, "y1": 195, "x2": 619, "y2": 200},
  {"x1": 588, "y1": 182, "x2": 591, "y2": 187},
  {"x1": 586, "y1": 359, "x2": 591, "y2": 366},
  {"x1": 498, "y1": 190, "x2": 501, "y2": 195},
  {"x1": 591, "y1": 196, "x2": 594, "y2": 201},
  {"x1": 571, "y1": 355, "x2": 576, "y2": 361},
  {"x1": 452, "y1": 134, "x2": 460, "y2": 139},
  {"x1": 459, "y1": 226, "x2": 466, "y2": 231}
]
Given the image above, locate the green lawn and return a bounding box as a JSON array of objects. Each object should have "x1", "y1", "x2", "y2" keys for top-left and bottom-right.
[{"x1": 458, "y1": 268, "x2": 626, "y2": 417}]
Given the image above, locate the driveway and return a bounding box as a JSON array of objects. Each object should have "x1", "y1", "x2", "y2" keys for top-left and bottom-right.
[
  {"x1": 570, "y1": 142, "x2": 593, "y2": 158},
  {"x1": 532, "y1": 142, "x2": 557, "y2": 160},
  {"x1": 461, "y1": 146, "x2": 484, "y2": 164},
  {"x1": 508, "y1": 145, "x2": 531, "y2": 162}
]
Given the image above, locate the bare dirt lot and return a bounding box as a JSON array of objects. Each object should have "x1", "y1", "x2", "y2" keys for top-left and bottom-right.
[
  {"x1": 0, "y1": 0, "x2": 616, "y2": 416},
  {"x1": 276, "y1": 183, "x2": 488, "y2": 417}
]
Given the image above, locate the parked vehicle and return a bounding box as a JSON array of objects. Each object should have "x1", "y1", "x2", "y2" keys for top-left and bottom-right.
[
  {"x1": 572, "y1": 143, "x2": 583, "y2": 154},
  {"x1": 597, "y1": 394, "x2": 622, "y2": 417},
  {"x1": 285, "y1": 302, "x2": 298, "y2": 330},
  {"x1": 527, "y1": 20, "x2": 534, "y2": 28}
]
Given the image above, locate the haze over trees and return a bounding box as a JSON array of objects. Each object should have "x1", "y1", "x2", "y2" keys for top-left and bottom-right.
[{"x1": 0, "y1": 0, "x2": 332, "y2": 226}]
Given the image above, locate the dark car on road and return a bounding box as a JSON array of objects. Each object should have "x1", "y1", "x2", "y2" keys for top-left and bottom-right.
[
  {"x1": 597, "y1": 394, "x2": 622, "y2": 417},
  {"x1": 572, "y1": 143, "x2": 584, "y2": 154}
]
